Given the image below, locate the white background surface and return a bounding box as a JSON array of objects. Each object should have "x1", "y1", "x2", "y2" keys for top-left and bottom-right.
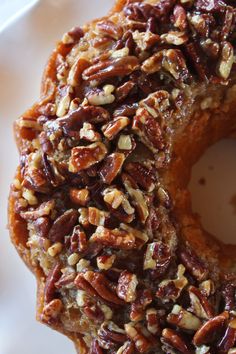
[{"x1": 0, "y1": 1, "x2": 236, "y2": 354}]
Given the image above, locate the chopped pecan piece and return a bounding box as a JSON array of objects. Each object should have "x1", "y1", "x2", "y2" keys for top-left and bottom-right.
[
  {"x1": 90, "y1": 226, "x2": 136, "y2": 250},
  {"x1": 132, "y1": 30, "x2": 159, "y2": 51},
  {"x1": 117, "y1": 341, "x2": 135, "y2": 354},
  {"x1": 130, "y1": 289, "x2": 153, "y2": 321},
  {"x1": 102, "y1": 116, "x2": 130, "y2": 140},
  {"x1": 121, "y1": 223, "x2": 148, "y2": 249},
  {"x1": 103, "y1": 187, "x2": 135, "y2": 223},
  {"x1": 116, "y1": 81, "x2": 136, "y2": 102},
  {"x1": 123, "y1": 172, "x2": 149, "y2": 223},
  {"x1": 80, "y1": 122, "x2": 101, "y2": 142},
  {"x1": 82, "y1": 56, "x2": 140, "y2": 82},
  {"x1": 142, "y1": 51, "x2": 163, "y2": 74},
  {"x1": 222, "y1": 282, "x2": 236, "y2": 311},
  {"x1": 179, "y1": 247, "x2": 208, "y2": 281},
  {"x1": 44, "y1": 262, "x2": 62, "y2": 303},
  {"x1": 20, "y1": 200, "x2": 55, "y2": 220},
  {"x1": 90, "y1": 340, "x2": 104, "y2": 354},
  {"x1": 161, "y1": 31, "x2": 188, "y2": 45},
  {"x1": 167, "y1": 304, "x2": 202, "y2": 331},
  {"x1": 218, "y1": 318, "x2": 236, "y2": 353},
  {"x1": 41, "y1": 299, "x2": 63, "y2": 324},
  {"x1": 83, "y1": 304, "x2": 105, "y2": 324},
  {"x1": 144, "y1": 242, "x2": 172, "y2": 277},
  {"x1": 163, "y1": 49, "x2": 190, "y2": 82},
  {"x1": 156, "y1": 264, "x2": 188, "y2": 302},
  {"x1": 48, "y1": 209, "x2": 78, "y2": 243},
  {"x1": 88, "y1": 207, "x2": 110, "y2": 226},
  {"x1": 140, "y1": 90, "x2": 171, "y2": 120},
  {"x1": 132, "y1": 108, "x2": 164, "y2": 151},
  {"x1": 62, "y1": 26, "x2": 84, "y2": 44},
  {"x1": 70, "y1": 225, "x2": 87, "y2": 253},
  {"x1": 33, "y1": 217, "x2": 51, "y2": 238},
  {"x1": 173, "y1": 5, "x2": 187, "y2": 31},
  {"x1": 70, "y1": 188, "x2": 90, "y2": 206},
  {"x1": 199, "y1": 280, "x2": 215, "y2": 297},
  {"x1": 146, "y1": 308, "x2": 161, "y2": 335},
  {"x1": 124, "y1": 162, "x2": 156, "y2": 192},
  {"x1": 98, "y1": 321, "x2": 127, "y2": 344},
  {"x1": 67, "y1": 57, "x2": 90, "y2": 86},
  {"x1": 217, "y1": 42, "x2": 234, "y2": 80},
  {"x1": 83, "y1": 271, "x2": 124, "y2": 305},
  {"x1": 69, "y1": 142, "x2": 107, "y2": 172},
  {"x1": 125, "y1": 322, "x2": 156, "y2": 353},
  {"x1": 55, "y1": 272, "x2": 76, "y2": 289},
  {"x1": 100, "y1": 153, "x2": 126, "y2": 184},
  {"x1": 162, "y1": 328, "x2": 193, "y2": 354},
  {"x1": 96, "y1": 20, "x2": 123, "y2": 40},
  {"x1": 193, "y1": 311, "x2": 229, "y2": 347},
  {"x1": 86, "y1": 85, "x2": 115, "y2": 106},
  {"x1": 117, "y1": 270, "x2": 138, "y2": 303},
  {"x1": 97, "y1": 255, "x2": 116, "y2": 270},
  {"x1": 188, "y1": 286, "x2": 214, "y2": 320}
]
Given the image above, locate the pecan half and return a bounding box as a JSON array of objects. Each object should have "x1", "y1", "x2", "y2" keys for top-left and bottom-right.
[
  {"x1": 69, "y1": 142, "x2": 108, "y2": 172},
  {"x1": 67, "y1": 57, "x2": 90, "y2": 87},
  {"x1": 98, "y1": 321, "x2": 127, "y2": 345},
  {"x1": 82, "y1": 56, "x2": 140, "y2": 82},
  {"x1": 33, "y1": 217, "x2": 51, "y2": 238},
  {"x1": 218, "y1": 318, "x2": 236, "y2": 353},
  {"x1": 96, "y1": 20, "x2": 123, "y2": 40},
  {"x1": 48, "y1": 209, "x2": 78, "y2": 243},
  {"x1": 193, "y1": 311, "x2": 229, "y2": 346},
  {"x1": 162, "y1": 328, "x2": 193, "y2": 354},
  {"x1": 83, "y1": 271, "x2": 124, "y2": 305},
  {"x1": 44, "y1": 262, "x2": 62, "y2": 303},
  {"x1": 124, "y1": 162, "x2": 156, "y2": 192},
  {"x1": 179, "y1": 247, "x2": 208, "y2": 281},
  {"x1": 132, "y1": 108, "x2": 164, "y2": 151}
]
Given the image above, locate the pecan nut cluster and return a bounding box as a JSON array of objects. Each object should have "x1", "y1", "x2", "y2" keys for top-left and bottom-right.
[{"x1": 11, "y1": 0, "x2": 236, "y2": 353}]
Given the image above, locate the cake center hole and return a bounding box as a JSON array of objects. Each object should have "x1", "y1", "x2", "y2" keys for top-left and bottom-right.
[{"x1": 189, "y1": 139, "x2": 236, "y2": 245}]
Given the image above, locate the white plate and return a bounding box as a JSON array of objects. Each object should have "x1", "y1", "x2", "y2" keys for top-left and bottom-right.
[{"x1": 1, "y1": 1, "x2": 236, "y2": 354}]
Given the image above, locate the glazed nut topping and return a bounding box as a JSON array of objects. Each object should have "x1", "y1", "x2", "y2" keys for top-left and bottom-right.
[
  {"x1": 68, "y1": 142, "x2": 108, "y2": 172},
  {"x1": 13, "y1": 0, "x2": 236, "y2": 352}
]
